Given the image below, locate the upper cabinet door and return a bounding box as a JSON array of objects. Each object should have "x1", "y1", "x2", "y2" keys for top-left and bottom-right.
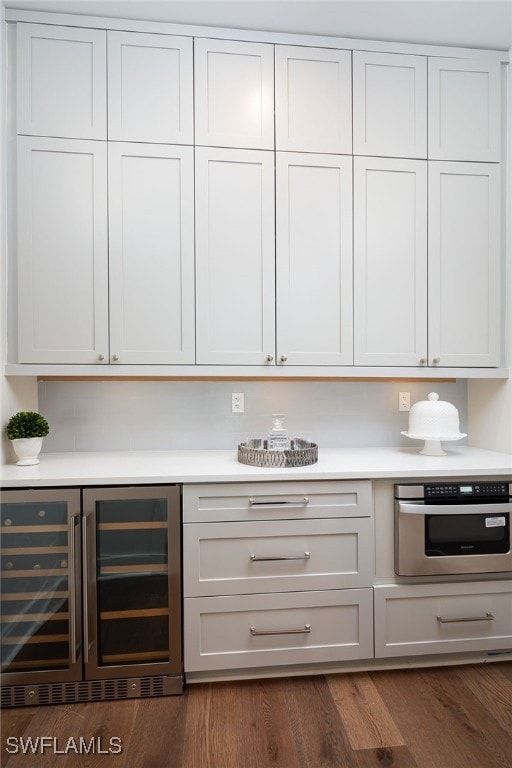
[
  {"x1": 194, "y1": 38, "x2": 274, "y2": 149},
  {"x1": 108, "y1": 144, "x2": 195, "y2": 365},
  {"x1": 428, "y1": 162, "x2": 500, "y2": 368},
  {"x1": 17, "y1": 23, "x2": 107, "y2": 140},
  {"x1": 428, "y1": 58, "x2": 501, "y2": 162},
  {"x1": 276, "y1": 153, "x2": 353, "y2": 365},
  {"x1": 195, "y1": 147, "x2": 275, "y2": 364},
  {"x1": 353, "y1": 156, "x2": 427, "y2": 367},
  {"x1": 17, "y1": 136, "x2": 109, "y2": 364},
  {"x1": 353, "y1": 51, "x2": 427, "y2": 159},
  {"x1": 107, "y1": 31, "x2": 193, "y2": 144},
  {"x1": 275, "y1": 45, "x2": 352, "y2": 154}
]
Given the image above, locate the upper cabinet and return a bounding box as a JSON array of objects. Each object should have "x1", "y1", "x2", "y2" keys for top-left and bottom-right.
[
  {"x1": 17, "y1": 23, "x2": 107, "y2": 140},
  {"x1": 194, "y1": 38, "x2": 274, "y2": 149},
  {"x1": 428, "y1": 58, "x2": 501, "y2": 162},
  {"x1": 276, "y1": 153, "x2": 353, "y2": 365},
  {"x1": 107, "y1": 31, "x2": 193, "y2": 144},
  {"x1": 195, "y1": 147, "x2": 275, "y2": 364},
  {"x1": 108, "y1": 143, "x2": 195, "y2": 365},
  {"x1": 275, "y1": 45, "x2": 352, "y2": 154},
  {"x1": 353, "y1": 156, "x2": 427, "y2": 367},
  {"x1": 353, "y1": 51, "x2": 427, "y2": 159},
  {"x1": 428, "y1": 162, "x2": 501, "y2": 367},
  {"x1": 17, "y1": 136, "x2": 109, "y2": 364}
]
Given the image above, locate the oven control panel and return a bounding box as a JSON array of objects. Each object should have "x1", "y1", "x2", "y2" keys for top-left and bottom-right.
[{"x1": 424, "y1": 482, "x2": 510, "y2": 499}]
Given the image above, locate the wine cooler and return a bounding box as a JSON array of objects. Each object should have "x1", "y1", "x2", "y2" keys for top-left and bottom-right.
[{"x1": 0, "y1": 485, "x2": 182, "y2": 707}]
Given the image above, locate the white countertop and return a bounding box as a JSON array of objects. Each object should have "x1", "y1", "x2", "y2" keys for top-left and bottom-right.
[{"x1": 1, "y1": 446, "x2": 511, "y2": 487}]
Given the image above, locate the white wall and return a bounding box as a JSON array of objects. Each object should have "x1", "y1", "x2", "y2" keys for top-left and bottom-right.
[{"x1": 38, "y1": 379, "x2": 468, "y2": 453}]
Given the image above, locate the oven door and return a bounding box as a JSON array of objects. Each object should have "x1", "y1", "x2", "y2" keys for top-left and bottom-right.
[{"x1": 395, "y1": 501, "x2": 512, "y2": 576}]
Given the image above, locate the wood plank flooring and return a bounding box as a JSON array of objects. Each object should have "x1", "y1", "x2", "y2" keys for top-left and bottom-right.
[{"x1": 2, "y1": 662, "x2": 511, "y2": 768}]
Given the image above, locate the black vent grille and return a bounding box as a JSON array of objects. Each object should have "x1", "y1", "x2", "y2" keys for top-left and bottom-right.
[
  {"x1": 141, "y1": 677, "x2": 164, "y2": 697},
  {"x1": 1, "y1": 677, "x2": 180, "y2": 708}
]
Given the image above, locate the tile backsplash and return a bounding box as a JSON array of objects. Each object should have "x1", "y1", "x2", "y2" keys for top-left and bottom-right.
[{"x1": 38, "y1": 380, "x2": 468, "y2": 453}]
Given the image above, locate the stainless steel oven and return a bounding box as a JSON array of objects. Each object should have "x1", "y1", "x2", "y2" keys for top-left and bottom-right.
[{"x1": 395, "y1": 481, "x2": 512, "y2": 576}]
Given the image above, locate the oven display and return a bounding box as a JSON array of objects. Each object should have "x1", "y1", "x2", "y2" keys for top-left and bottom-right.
[{"x1": 459, "y1": 485, "x2": 473, "y2": 493}]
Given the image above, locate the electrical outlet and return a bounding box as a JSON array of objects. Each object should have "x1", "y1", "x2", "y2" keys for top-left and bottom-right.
[
  {"x1": 231, "y1": 392, "x2": 245, "y2": 413},
  {"x1": 398, "y1": 391, "x2": 410, "y2": 412}
]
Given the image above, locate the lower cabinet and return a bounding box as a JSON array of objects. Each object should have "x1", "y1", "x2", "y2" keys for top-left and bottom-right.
[
  {"x1": 184, "y1": 589, "x2": 373, "y2": 672},
  {"x1": 183, "y1": 480, "x2": 375, "y2": 674},
  {"x1": 374, "y1": 581, "x2": 512, "y2": 658}
]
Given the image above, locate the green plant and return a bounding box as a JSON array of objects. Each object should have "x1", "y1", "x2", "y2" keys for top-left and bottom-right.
[{"x1": 6, "y1": 411, "x2": 50, "y2": 440}]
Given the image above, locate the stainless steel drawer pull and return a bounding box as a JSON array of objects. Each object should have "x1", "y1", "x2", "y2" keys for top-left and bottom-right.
[
  {"x1": 250, "y1": 552, "x2": 310, "y2": 562},
  {"x1": 249, "y1": 497, "x2": 309, "y2": 507},
  {"x1": 436, "y1": 612, "x2": 495, "y2": 624},
  {"x1": 250, "y1": 624, "x2": 311, "y2": 636}
]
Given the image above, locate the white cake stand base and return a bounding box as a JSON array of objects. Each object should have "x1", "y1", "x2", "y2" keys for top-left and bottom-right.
[
  {"x1": 420, "y1": 439, "x2": 447, "y2": 456},
  {"x1": 401, "y1": 432, "x2": 467, "y2": 456}
]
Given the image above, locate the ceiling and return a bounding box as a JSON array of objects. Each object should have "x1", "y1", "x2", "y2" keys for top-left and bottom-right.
[{"x1": 3, "y1": 0, "x2": 512, "y2": 51}]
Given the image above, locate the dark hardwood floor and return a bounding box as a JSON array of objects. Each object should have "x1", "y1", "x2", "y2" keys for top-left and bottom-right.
[{"x1": 2, "y1": 663, "x2": 511, "y2": 768}]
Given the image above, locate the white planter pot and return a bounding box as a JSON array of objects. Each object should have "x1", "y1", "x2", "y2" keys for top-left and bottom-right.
[{"x1": 11, "y1": 437, "x2": 43, "y2": 465}]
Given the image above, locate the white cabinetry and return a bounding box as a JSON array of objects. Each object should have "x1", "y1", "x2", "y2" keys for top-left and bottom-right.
[
  {"x1": 353, "y1": 51, "x2": 427, "y2": 158},
  {"x1": 374, "y1": 581, "x2": 512, "y2": 657},
  {"x1": 276, "y1": 152, "x2": 353, "y2": 365},
  {"x1": 353, "y1": 156, "x2": 427, "y2": 366},
  {"x1": 195, "y1": 147, "x2": 275, "y2": 365},
  {"x1": 107, "y1": 31, "x2": 193, "y2": 144},
  {"x1": 428, "y1": 58, "x2": 501, "y2": 162},
  {"x1": 108, "y1": 143, "x2": 195, "y2": 364},
  {"x1": 275, "y1": 45, "x2": 352, "y2": 154},
  {"x1": 428, "y1": 162, "x2": 500, "y2": 367},
  {"x1": 194, "y1": 38, "x2": 274, "y2": 150},
  {"x1": 17, "y1": 137, "x2": 109, "y2": 364},
  {"x1": 183, "y1": 481, "x2": 374, "y2": 674},
  {"x1": 17, "y1": 23, "x2": 107, "y2": 140},
  {"x1": 10, "y1": 18, "x2": 506, "y2": 375}
]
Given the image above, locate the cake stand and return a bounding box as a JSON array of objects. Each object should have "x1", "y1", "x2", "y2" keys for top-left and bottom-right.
[{"x1": 400, "y1": 431, "x2": 467, "y2": 456}]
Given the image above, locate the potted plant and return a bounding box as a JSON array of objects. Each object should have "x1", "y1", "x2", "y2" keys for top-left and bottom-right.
[{"x1": 6, "y1": 411, "x2": 50, "y2": 465}]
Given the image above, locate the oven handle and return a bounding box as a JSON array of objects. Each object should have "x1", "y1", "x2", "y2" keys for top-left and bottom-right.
[{"x1": 398, "y1": 501, "x2": 512, "y2": 516}]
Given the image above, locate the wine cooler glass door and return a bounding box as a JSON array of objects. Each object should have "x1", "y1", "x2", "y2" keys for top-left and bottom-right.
[
  {"x1": 0, "y1": 489, "x2": 82, "y2": 685},
  {"x1": 82, "y1": 486, "x2": 181, "y2": 680}
]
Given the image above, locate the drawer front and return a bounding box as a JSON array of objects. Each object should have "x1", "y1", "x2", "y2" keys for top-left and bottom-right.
[
  {"x1": 374, "y1": 581, "x2": 512, "y2": 658},
  {"x1": 183, "y1": 481, "x2": 372, "y2": 522},
  {"x1": 184, "y1": 589, "x2": 374, "y2": 672},
  {"x1": 184, "y1": 517, "x2": 373, "y2": 596}
]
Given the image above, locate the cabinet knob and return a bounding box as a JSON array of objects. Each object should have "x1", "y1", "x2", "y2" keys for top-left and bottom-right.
[
  {"x1": 432, "y1": 356, "x2": 440, "y2": 365},
  {"x1": 419, "y1": 357, "x2": 427, "y2": 365},
  {"x1": 266, "y1": 354, "x2": 274, "y2": 362},
  {"x1": 97, "y1": 353, "x2": 105, "y2": 361},
  {"x1": 280, "y1": 355, "x2": 287, "y2": 363},
  {"x1": 112, "y1": 354, "x2": 120, "y2": 362}
]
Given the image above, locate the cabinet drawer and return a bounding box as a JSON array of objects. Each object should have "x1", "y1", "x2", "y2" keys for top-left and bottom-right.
[
  {"x1": 183, "y1": 481, "x2": 372, "y2": 522},
  {"x1": 374, "y1": 581, "x2": 512, "y2": 658},
  {"x1": 184, "y1": 589, "x2": 373, "y2": 672},
  {"x1": 184, "y1": 517, "x2": 373, "y2": 596}
]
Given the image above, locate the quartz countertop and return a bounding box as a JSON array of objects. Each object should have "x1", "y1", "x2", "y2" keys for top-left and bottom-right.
[{"x1": 1, "y1": 446, "x2": 511, "y2": 488}]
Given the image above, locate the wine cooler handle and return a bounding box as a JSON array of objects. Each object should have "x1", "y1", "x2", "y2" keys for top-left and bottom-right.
[
  {"x1": 69, "y1": 513, "x2": 80, "y2": 664},
  {"x1": 82, "y1": 515, "x2": 89, "y2": 664}
]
